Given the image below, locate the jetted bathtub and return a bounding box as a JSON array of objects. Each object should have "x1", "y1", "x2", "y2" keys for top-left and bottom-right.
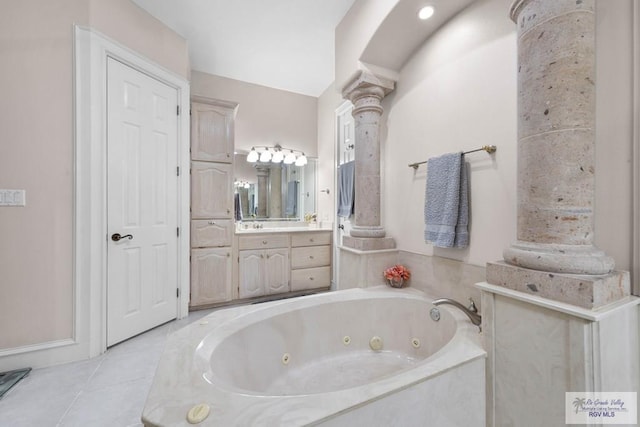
[{"x1": 142, "y1": 287, "x2": 486, "y2": 426}]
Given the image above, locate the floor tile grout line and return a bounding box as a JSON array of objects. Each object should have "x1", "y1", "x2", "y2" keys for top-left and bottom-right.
[
  {"x1": 56, "y1": 355, "x2": 107, "y2": 426},
  {"x1": 55, "y1": 389, "x2": 84, "y2": 427}
]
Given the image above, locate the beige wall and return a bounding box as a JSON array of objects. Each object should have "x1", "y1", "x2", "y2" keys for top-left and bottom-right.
[
  {"x1": 89, "y1": 0, "x2": 190, "y2": 79},
  {"x1": 191, "y1": 71, "x2": 318, "y2": 157},
  {"x1": 334, "y1": 0, "x2": 397, "y2": 91},
  {"x1": 383, "y1": 0, "x2": 517, "y2": 266},
  {"x1": 0, "y1": 0, "x2": 88, "y2": 350},
  {"x1": 0, "y1": 0, "x2": 188, "y2": 351},
  {"x1": 329, "y1": 0, "x2": 636, "y2": 275},
  {"x1": 594, "y1": 0, "x2": 635, "y2": 272}
]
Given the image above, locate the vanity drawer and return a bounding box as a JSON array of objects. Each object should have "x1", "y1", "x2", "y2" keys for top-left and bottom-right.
[
  {"x1": 290, "y1": 267, "x2": 331, "y2": 291},
  {"x1": 290, "y1": 245, "x2": 330, "y2": 269},
  {"x1": 291, "y1": 232, "x2": 331, "y2": 247},
  {"x1": 191, "y1": 220, "x2": 233, "y2": 247},
  {"x1": 238, "y1": 234, "x2": 289, "y2": 250}
]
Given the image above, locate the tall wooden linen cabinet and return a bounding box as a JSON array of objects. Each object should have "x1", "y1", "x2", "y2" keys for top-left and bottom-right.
[{"x1": 189, "y1": 97, "x2": 238, "y2": 308}]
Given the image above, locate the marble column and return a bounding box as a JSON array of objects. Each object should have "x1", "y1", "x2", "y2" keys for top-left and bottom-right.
[
  {"x1": 341, "y1": 71, "x2": 396, "y2": 251},
  {"x1": 269, "y1": 165, "x2": 282, "y2": 218},
  {"x1": 255, "y1": 166, "x2": 269, "y2": 218},
  {"x1": 487, "y1": 0, "x2": 628, "y2": 309}
]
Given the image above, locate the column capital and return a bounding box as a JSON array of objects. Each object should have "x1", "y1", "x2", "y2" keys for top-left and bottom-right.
[
  {"x1": 510, "y1": 0, "x2": 595, "y2": 25},
  {"x1": 509, "y1": 0, "x2": 530, "y2": 22},
  {"x1": 342, "y1": 71, "x2": 395, "y2": 104}
]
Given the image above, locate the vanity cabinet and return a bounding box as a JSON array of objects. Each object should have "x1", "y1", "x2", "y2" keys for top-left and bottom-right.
[
  {"x1": 191, "y1": 219, "x2": 233, "y2": 248},
  {"x1": 235, "y1": 230, "x2": 331, "y2": 300},
  {"x1": 290, "y1": 232, "x2": 332, "y2": 292},
  {"x1": 238, "y1": 248, "x2": 289, "y2": 298},
  {"x1": 191, "y1": 100, "x2": 234, "y2": 163},
  {"x1": 191, "y1": 248, "x2": 232, "y2": 306},
  {"x1": 238, "y1": 235, "x2": 290, "y2": 299},
  {"x1": 191, "y1": 161, "x2": 233, "y2": 219},
  {"x1": 189, "y1": 98, "x2": 238, "y2": 309}
]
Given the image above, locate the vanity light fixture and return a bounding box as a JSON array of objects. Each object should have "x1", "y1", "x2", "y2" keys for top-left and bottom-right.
[
  {"x1": 295, "y1": 153, "x2": 308, "y2": 166},
  {"x1": 234, "y1": 180, "x2": 251, "y2": 189},
  {"x1": 271, "y1": 149, "x2": 284, "y2": 163},
  {"x1": 283, "y1": 150, "x2": 297, "y2": 165},
  {"x1": 245, "y1": 144, "x2": 308, "y2": 166},
  {"x1": 418, "y1": 5, "x2": 435, "y2": 20},
  {"x1": 259, "y1": 149, "x2": 272, "y2": 162},
  {"x1": 247, "y1": 147, "x2": 259, "y2": 163}
]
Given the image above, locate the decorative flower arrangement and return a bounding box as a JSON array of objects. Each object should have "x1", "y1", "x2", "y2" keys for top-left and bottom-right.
[{"x1": 383, "y1": 265, "x2": 411, "y2": 288}]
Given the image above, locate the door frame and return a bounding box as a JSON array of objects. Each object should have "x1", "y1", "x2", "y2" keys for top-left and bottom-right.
[
  {"x1": 74, "y1": 26, "x2": 190, "y2": 357},
  {"x1": 333, "y1": 100, "x2": 353, "y2": 290},
  {"x1": 633, "y1": 3, "x2": 640, "y2": 296}
]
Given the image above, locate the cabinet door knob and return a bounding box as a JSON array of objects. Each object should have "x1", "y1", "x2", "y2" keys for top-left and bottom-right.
[
  {"x1": 309, "y1": 238, "x2": 314, "y2": 242},
  {"x1": 309, "y1": 255, "x2": 314, "y2": 259},
  {"x1": 226, "y1": 253, "x2": 230, "y2": 257},
  {"x1": 309, "y1": 276, "x2": 314, "y2": 281},
  {"x1": 262, "y1": 240, "x2": 267, "y2": 245},
  {"x1": 208, "y1": 221, "x2": 216, "y2": 225}
]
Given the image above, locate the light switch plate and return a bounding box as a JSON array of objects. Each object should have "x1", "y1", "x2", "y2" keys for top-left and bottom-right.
[{"x1": 0, "y1": 190, "x2": 26, "y2": 206}]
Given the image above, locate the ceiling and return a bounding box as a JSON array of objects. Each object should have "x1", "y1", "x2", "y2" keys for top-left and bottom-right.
[{"x1": 131, "y1": 0, "x2": 357, "y2": 97}]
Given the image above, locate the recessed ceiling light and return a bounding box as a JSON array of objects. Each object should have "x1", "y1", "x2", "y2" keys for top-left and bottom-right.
[{"x1": 418, "y1": 6, "x2": 435, "y2": 20}]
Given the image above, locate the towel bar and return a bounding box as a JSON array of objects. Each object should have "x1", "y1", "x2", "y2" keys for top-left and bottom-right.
[{"x1": 408, "y1": 145, "x2": 496, "y2": 170}]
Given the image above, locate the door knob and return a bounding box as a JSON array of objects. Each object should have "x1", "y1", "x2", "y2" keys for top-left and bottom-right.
[{"x1": 111, "y1": 233, "x2": 133, "y2": 242}]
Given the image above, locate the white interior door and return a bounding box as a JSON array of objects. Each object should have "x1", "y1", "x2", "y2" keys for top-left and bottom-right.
[
  {"x1": 107, "y1": 57, "x2": 179, "y2": 346},
  {"x1": 336, "y1": 103, "x2": 354, "y2": 241}
]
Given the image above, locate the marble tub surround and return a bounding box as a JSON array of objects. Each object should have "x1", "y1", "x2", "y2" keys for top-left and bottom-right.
[
  {"x1": 502, "y1": 0, "x2": 615, "y2": 276},
  {"x1": 478, "y1": 282, "x2": 640, "y2": 426},
  {"x1": 337, "y1": 248, "x2": 485, "y2": 312},
  {"x1": 142, "y1": 287, "x2": 486, "y2": 426},
  {"x1": 341, "y1": 70, "x2": 396, "y2": 251},
  {"x1": 337, "y1": 246, "x2": 398, "y2": 289},
  {"x1": 398, "y1": 251, "x2": 485, "y2": 312}
]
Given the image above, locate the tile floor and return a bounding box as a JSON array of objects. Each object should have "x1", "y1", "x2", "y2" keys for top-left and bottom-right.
[{"x1": 0, "y1": 308, "x2": 217, "y2": 427}]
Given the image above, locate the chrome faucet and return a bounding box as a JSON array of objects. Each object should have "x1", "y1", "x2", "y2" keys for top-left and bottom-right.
[{"x1": 432, "y1": 297, "x2": 482, "y2": 329}]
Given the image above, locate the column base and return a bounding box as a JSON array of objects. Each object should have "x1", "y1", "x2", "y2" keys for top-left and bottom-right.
[
  {"x1": 503, "y1": 241, "x2": 615, "y2": 275},
  {"x1": 343, "y1": 236, "x2": 396, "y2": 251},
  {"x1": 350, "y1": 225, "x2": 387, "y2": 238},
  {"x1": 486, "y1": 260, "x2": 629, "y2": 309}
]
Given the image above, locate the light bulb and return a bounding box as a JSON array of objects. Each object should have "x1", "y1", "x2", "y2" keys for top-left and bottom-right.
[
  {"x1": 284, "y1": 151, "x2": 296, "y2": 164},
  {"x1": 272, "y1": 150, "x2": 284, "y2": 163},
  {"x1": 418, "y1": 6, "x2": 434, "y2": 20},
  {"x1": 244, "y1": 182, "x2": 250, "y2": 189},
  {"x1": 295, "y1": 154, "x2": 307, "y2": 166},
  {"x1": 247, "y1": 148, "x2": 259, "y2": 162},
  {"x1": 259, "y1": 150, "x2": 272, "y2": 162}
]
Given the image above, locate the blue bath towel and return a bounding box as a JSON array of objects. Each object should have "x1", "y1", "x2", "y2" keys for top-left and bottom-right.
[
  {"x1": 234, "y1": 192, "x2": 243, "y2": 221},
  {"x1": 337, "y1": 161, "x2": 355, "y2": 218},
  {"x1": 424, "y1": 152, "x2": 469, "y2": 248}
]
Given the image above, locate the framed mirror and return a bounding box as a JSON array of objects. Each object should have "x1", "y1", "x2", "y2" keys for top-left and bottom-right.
[{"x1": 234, "y1": 153, "x2": 317, "y2": 221}]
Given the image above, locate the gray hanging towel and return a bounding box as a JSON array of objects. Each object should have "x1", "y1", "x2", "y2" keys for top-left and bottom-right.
[
  {"x1": 424, "y1": 152, "x2": 469, "y2": 248},
  {"x1": 337, "y1": 161, "x2": 355, "y2": 218},
  {"x1": 234, "y1": 192, "x2": 243, "y2": 221}
]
